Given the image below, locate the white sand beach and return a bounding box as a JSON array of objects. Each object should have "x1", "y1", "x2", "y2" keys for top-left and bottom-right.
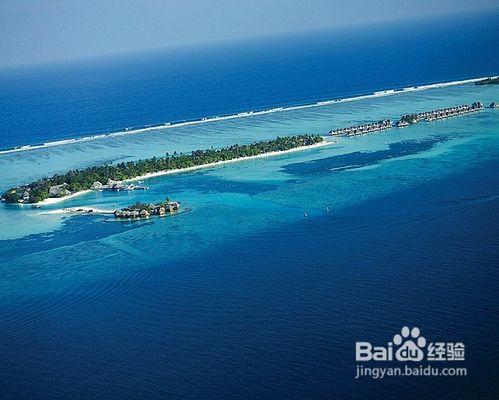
[
  {"x1": 126, "y1": 140, "x2": 333, "y2": 182},
  {"x1": 39, "y1": 206, "x2": 114, "y2": 215},
  {"x1": 36, "y1": 189, "x2": 93, "y2": 206}
]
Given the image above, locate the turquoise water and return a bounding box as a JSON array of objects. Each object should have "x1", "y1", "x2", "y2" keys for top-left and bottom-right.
[
  {"x1": 0, "y1": 83, "x2": 497, "y2": 241},
  {"x1": 0, "y1": 83, "x2": 498, "y2": 399}
]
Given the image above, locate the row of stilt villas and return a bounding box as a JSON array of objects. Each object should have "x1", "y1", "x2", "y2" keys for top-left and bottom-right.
[
  {"x1": 329, "y1": 119, "x2": 392, "y2": 137},
  {"x1": 114, "y1": 200, "x2": 180, "y2": 219},
  {"x1": 398, "y1": 102, "x2": 484, "y2": 126},
  {"x1": 330, "y1": 101, "x2": 486, "y2": 136}
]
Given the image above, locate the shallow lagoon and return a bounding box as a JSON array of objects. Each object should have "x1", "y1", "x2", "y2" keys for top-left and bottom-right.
[
  {"x1": 1, "y1": 83, "x2": 497, "y2": 240},
  {"x1": 0, "y1": 83, "x2": 498, "y2": 399}
]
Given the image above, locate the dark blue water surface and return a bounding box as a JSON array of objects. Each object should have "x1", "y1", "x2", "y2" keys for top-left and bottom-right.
[
  {"x1": 0, "y1": 11, "x2": 498, "y2": 149},
  {"x1": 0, "y1": 157, "x2": 497, "y2": 400},
  {"x1": 283, "y1": 136, "x2": 448, "y2": 175},
  {"x1": 1, "y1": 10, "x2": 499, "y2": 400}
]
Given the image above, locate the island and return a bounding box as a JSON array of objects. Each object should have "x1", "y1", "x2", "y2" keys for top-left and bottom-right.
[
  {"x1": 35, "y1": 198, "x2": 182, "y2": 219},
  {"x1": 114, "y1": 199, "x2": 180, "y2": 219},
  {"x1": 1, "y1": 134, "x2": 325, "y2": 204}
]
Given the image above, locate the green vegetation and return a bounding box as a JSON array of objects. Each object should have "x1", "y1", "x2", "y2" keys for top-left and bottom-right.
[
  {"x1": 123, "y1": 202, "x2": 156, "y2": 212},
  {"x1": 2, "y1": 134, "x2": 323, "y2": 204},
  {"x1": 399, "y1": 114, "x2": 419, "y2": 124},
  {"x1": 115, "y1": 198, "x2": 180, "y2": 219},
  {"x1": 2, "y1": 190, "x2": 20, "y2": 203},
  {"x1": 123, "y1": 199, "x2": 174, "y2": 212}
]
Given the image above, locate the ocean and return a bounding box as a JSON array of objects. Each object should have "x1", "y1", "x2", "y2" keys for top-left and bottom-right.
[
  {"x1": 1, "y1": 11, "x2": 498, "y2": 151},
  {"x1": 0, "y1": 11, "x2": 498, "y2": 400}
]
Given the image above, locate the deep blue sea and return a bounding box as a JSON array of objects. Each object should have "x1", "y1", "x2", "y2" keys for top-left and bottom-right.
[
  {"x1": 0, "y1": 11, "x2": 499, "y2": 400},
  {"x1": 0, "y1": 11, "x2": 498, "y2": 150}
]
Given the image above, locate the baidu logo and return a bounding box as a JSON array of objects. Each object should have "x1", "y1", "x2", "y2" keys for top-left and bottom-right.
[
  {"x1": 355, "y1": 326, "x2": 465, "y2": 362},
  {"x1": 393, "y1": 326, "x2": 426, "y2": 362},
  {"x1": 354, "y1": 326, "x2": 467, "y2": 379}
]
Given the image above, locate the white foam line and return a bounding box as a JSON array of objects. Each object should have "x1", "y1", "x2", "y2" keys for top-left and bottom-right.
[{"x1": 1, "y1": 75, "x2": 496, "y2": 155}]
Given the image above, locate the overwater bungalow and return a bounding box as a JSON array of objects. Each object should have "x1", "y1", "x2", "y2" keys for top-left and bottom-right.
[
  {"x1": 114, "y1": 199, "x2": 180, "y2": 219},
  {"x1": 329, "y1": 119, "x2": 392, "y2": 137},
  {"x1": 90, "y1": 179, "x2": 148, "y2": 192},
  {"x1": 395, "y1": 102, "x2": 484, "y2": 126}
]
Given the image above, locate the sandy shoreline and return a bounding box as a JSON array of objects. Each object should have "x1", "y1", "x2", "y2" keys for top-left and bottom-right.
[
  {"x1": 36, "y1": 189, "x2": 93, "y2": 206},
  {"x1": 126, "y1": 140, "x2": 333, "y2": 182},
  {"x1": 39, "y1": 206, "x2": 114, "y2": 215},
  {"x1": 31, "y1": 140, "x2": 333, "y2": 205}
]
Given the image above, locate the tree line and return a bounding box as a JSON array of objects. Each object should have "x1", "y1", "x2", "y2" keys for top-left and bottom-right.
[{"x1": 2, "y1": 134, "x2": 323, "y2": 204}]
